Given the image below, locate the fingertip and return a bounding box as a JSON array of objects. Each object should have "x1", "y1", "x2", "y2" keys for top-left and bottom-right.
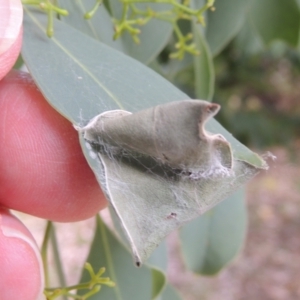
[
  {"x1": 0, "y1": 209, "x2": 44, "y2": 300},
  {"x1": 0, "y1": 0, "x2": 23, "y2": 81},
  {"x1": 0, "y1": 71, "x2": 107, "y2": 221}
]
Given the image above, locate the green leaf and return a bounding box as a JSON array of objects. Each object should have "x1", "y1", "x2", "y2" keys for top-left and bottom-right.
[
  {"x1": 109, "y1": 206, "x2": 168, "y2": 271},
  {"x1": 109, "y1": 207, "x2": 169, "y2": 298},
  {"x1": 234, "y1": 16, "x2": 265, "y2": 56},
  {"x1": 249, "y1": 0, "x2": 300, "y2": 47},
  {"x1": 205, "y1": 0, "x2": 248, "y2": 56},
  {"x1": 78, "y1": 100, "x2": 258, "y2": 265},
  {"x1": 59, "y1": 0, "x2": 172, "y2": 64},
  {"x1": 152, "y1": 269, "x2": 166, "y2": 299},
  {"x1": 22, "y1": 8, "x2": 267, "y2": 265},
  {"x1": 179, "y1": 189, "x2": 247, "y2": 275},
  {"x1": 192, "y1": 22, "x2": 214, "y2": 100},
  {"x1": 22, "y1": 8, "x2": 182, "y2": 123},
  {"x1": 78, "y1": 215, "x2": 166, "y2": 299}
]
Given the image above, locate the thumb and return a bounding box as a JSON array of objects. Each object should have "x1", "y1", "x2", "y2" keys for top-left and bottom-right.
[
  {"x1": 0, "y1": 209, "x2": 45, "y2": 300},
  {"x1": 0, "y1": 0, "x2": 23, "y2": 81}
]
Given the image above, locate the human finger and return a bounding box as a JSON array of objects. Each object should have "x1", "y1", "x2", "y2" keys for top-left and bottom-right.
[
  {"x1": 0, "y1": 208, "x2": 45, "y2": 300},
  {"x1": 0, "y1": 0, "x2": 23, "y2": 81},
  {"x1": 0, "y1": 71, "x2": 107, "y2": 222}
]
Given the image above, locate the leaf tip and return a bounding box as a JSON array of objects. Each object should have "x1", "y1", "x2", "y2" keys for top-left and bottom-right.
[{"x1": 136, "y1": 261, "x2": 141, "y2": 267}]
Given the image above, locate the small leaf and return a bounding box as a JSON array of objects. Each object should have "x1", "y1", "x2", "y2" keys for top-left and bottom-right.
[
  {"x1": 152, "y1": 268, "x2": 166, "y2": 299},
  {"x1": 179, "y1": 189, "x2": 247, "y2": 275},
  {"x1": 78, "y1": 215, "x2": 166, "y2": 299}
]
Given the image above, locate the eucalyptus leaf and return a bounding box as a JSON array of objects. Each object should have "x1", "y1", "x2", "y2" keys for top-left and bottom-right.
[
  {"x1": 109, "y1": 206, "x2": 168, "y2": 271},
  {"x1": 109, "y1": 207, "x2": 169, "y2": 296},
  {"x1": 22, "y1": 8, "x2": 267, "y2": 265},
  {"x1": 179, "y1": 189, "x2": 247, "y2": 275},
  {"x1": 78, "y1": 215, "x2": 165, "y2": 299},
  {"x1": 77, "y1": 101, "x2": 256, "y2": 264},
  {"x1": 234, "y1": 16, "x2": 265, "y2": 56},
  {"x1": 192, "y1": 23, "x2": 214, "y2": 100},
  {"x1": 205, "y1": 0, "x2": 248, "y2": 56}
]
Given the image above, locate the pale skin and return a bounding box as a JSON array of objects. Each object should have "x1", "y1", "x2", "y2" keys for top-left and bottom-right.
[{"x1": 0, "y1": 1, "x2": 107, "y2": 299}]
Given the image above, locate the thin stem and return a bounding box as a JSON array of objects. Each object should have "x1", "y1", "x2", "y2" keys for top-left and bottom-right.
[
  {"x1": 84, "y1": 0, "x2": 103, "y2": 19},
  {"x1": 41, "y1": 221, "x2": 53, "y2": 287},
  {"x1": 121, "y1": 3, "x2": 129, "y2": 22},
  {"x1": 46, "y1": 0, "x2": 54, "y2": 37},
  {"x1": 173, "y1": 21, "x2": 183, "y2": 40},
  {"x1": 50, "y1": 225, "x2": 67, "y2": 300},
  {"x1": 21, "y1": 0, "x2": 41, "y2": 4}
]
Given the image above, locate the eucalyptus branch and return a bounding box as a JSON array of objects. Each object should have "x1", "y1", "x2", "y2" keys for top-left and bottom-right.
[
  {"x1": 84, "y1": 0, "x2": 103, "y2": 19},
  {"x1": 41, "y1": 221, "x2": 52, "y2": 287},
  {"x1": 170, "y1": 23, "x2": 199, "y2": 59},
  {"x1": 22, "y1": 0, "x2": 68, "y2": 37},
  {"x1": 22, "y1": 0, "x2": 215, "y2": 59},
  {"x1": 44, "y1": 263, "x2": 115, "y2": 300}
]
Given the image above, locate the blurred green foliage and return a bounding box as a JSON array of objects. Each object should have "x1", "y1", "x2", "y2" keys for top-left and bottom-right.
[
  {"x1": 214, "y1": 43, "x2": 300, "y2": 148},
  {"x1": 156, "y1": 0, "x2": 300, "y2": 149}
]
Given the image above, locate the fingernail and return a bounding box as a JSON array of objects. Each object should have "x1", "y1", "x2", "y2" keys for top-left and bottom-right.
[{"x1": 0, "y1": 0, "x2": 23, "y2": 55}]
